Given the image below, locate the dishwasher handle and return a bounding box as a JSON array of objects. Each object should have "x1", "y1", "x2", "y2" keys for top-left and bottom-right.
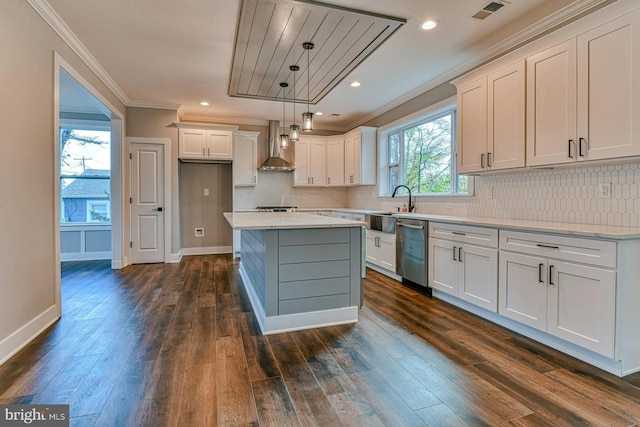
[{"x1": 397, "y1": 222, "x2": 424, "y2": 230}]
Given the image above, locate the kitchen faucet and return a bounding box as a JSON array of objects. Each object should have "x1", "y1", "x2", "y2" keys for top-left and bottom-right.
[{"x1": 392, "y1": 185, "x2": 414, "y2": 212}]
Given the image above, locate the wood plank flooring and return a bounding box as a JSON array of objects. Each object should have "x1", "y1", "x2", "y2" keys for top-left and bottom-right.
[{"x1": 1, "y1": 255, "x2": 640, "y2": 426}]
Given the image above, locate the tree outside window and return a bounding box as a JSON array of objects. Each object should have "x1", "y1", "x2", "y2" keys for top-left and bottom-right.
[
  {"x1": 60, "y1": 128, "x2": 111, "y2": 224},
  {"x1": 383, "y1": 106, "x2": 468, "y2": 196}
]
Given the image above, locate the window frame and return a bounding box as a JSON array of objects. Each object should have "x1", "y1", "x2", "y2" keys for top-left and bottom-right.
[
  {"x1": 378, "y1": 96, "x2": 473, "y2": 198},
  {"x1": 59, "y1": 119, "x2": 112, "y2": 225}
]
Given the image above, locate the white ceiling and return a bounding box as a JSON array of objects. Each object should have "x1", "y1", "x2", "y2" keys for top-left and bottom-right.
[{"x1": 45, "y1": 0, "x2": 611, "y2": 131}]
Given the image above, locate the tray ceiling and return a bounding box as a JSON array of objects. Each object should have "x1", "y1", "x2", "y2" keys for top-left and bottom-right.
[{"x1": 229, "y1": 0, "x2": 406, "y2": 104}]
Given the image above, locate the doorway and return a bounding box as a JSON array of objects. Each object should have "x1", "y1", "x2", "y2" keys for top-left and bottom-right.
[
  {"x1": 130, "y1": 141, "x2": 166, "y2": 263},
  {"x1": 54, "y1": 54, "x2": 125, "y2": 316}
]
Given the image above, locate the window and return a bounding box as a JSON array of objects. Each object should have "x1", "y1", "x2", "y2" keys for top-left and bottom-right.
[
  {"x1": 380, "y1": 102, "x2": 470, "y2": 196},
  {"x1": 60, "y1": 124, "x2": 111, "y2": 224}
]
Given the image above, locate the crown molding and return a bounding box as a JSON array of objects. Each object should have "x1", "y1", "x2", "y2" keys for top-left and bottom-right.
[
  {"x1": 28, "y1": 0, "x2": 131, "y2": 106},
  {"x1": 350, "y1": 0, "x2": 613, "y2": 128},
  {"x1": 128, "y1": 99, "x2": 181, "y2": 111},
  {"x1": 177, "y1": 109, "x2": 270, "y2": 127}
]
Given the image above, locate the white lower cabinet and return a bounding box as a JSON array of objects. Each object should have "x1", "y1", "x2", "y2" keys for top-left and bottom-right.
[
  {"x1": 366, "y1": 230, "x2": 396, "y2": 272},
  {"x1": 499, "y1": 231, "x2": 616, "y2": 358},
  {"x1": 428, "y1": 223, "x2": 498, "y2": 312}
]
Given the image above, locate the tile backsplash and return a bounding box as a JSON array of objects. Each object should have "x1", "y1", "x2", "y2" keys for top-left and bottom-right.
[
  {"x1": 348, "y1": 161, "x2": 640, "y2": 227},
  {"x1": 234, "y1": 170, "x2": 348, "y2": 210}
]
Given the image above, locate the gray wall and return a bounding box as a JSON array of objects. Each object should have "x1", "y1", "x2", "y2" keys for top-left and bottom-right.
[
  {"x1": 179, "y1": 162, "x2": 233, "y2": 248},
  {"x1": 0, "y1": 0, "x2": 125, "y2": 360}
]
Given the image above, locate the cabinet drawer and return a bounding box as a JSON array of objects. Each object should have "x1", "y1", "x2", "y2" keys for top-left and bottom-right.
[
  {"x1": 499, "y1": 230, "x2": 616, "y2": 268},
  {"x1": 352, "y1": 213, "x2": 365, "y2": 222},
  {"x1": 429, "y1": 222, "x2": 498, "y2": 248}
]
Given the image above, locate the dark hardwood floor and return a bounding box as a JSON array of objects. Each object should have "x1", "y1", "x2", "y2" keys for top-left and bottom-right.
[{"x1": 1, "y1": 255, "x2": 640, "y2": 426}]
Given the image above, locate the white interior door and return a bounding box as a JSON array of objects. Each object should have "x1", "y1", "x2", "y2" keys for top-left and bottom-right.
[{"x1": 131, "y1": 142, "x2": 164, "y2": 263}]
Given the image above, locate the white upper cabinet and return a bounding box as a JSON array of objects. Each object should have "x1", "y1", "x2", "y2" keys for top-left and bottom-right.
[
  {"x1": 178, "y1": 124, "x2": 236, "y2": 161},
  {"x1": 457, "y1": 61, "x2": 525, "y2": 173},
  {"x1": 326, "y1": 136, "x2": 345, "y2": 186},
  {"x1": 294, "y1": 136, "x2": 326, "y2": 186},
  {"x1": 233, "y1": 131, "x2": 259, "y2": 186},
  {"x1": 344, "y1": 126, "x2": 376, "y2": 186},
  {"x1": 577, "y1": 11, "x2": 640, "y2": 161},
  {"x1": 527, "y1": 10, "x2": 640, "y2": 166}
]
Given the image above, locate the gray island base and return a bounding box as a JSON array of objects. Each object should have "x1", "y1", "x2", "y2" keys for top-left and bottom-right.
[{"x1": 224, "y1": 212, "x2": 364, "y2": 335}]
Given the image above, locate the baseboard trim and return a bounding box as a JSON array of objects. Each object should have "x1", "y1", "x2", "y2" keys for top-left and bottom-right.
[
  {"x1": 169, "y1": 251, "x2": 182, "y2": 263},
  {"x1": 60, "y1": 251, "x2": 111, "y2": 262},
  {"x1": 181, "y1": 246, "x2": 232, "y2": 256},
  {"x1": 366, "y1": 263, "x2": 402, "y2": 281},
  {"x1": 0, "y1": 306, "x2": 59, "y2": 366}
]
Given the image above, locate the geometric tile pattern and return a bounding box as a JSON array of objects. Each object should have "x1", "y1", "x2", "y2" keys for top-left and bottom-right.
[
  {"x1": 234, "y1": 171, "x2": 348, "y2": 210},
  {"x1": 350, "y1": 161, "x2": 640, "y2": 227}
]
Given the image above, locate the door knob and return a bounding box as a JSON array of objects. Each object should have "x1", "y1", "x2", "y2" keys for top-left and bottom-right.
[{"x1": 153, "y1": 207, "x2": 163, "y2": 212}]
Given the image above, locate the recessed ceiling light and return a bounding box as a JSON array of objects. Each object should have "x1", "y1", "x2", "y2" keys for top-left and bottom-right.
[
  {"x1": 350, "y1": 81, "x2": 361, "y2": 87},
  {"x1": 420, "y1": 19, "x2": 439, "y2": 31},
  {"x1": 316, "y1": 112, "x2": 323, "y2": 116},
  {"x1": 200, "y1": 101, "x2": 210, "y2": 106}
]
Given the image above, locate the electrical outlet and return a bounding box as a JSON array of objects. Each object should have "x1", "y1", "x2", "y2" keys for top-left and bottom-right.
[
  {"x1": 485, "y1": 187, "x2": 493, "y2": 199},
  {"x1": 598, "y1": 183, "x2": 611, "y2": 199},
  {"x1": 195, "y1": 227, "x2": 204, "y2": 237},
  {"x1": 204, "y1": 188, "x2": 209, "y2": 196}
]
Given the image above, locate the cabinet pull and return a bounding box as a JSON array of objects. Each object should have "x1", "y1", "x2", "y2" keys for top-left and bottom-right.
[
  {"x1": 549, "y1": 265, "x2": 555, "y2": 285},
  {"x1": 568, "y1": 140, "x2": 573, "y2": 158},
  {"x1": 328, "y1": 177, "x2": 331, "y2": 185},
  {"x1": 452, "y1": 231, "x2": 466, "y2": 236},
  {"x1": 579, "y1": 137, "x2": 586, "y2": 157},
  {"x1": 487, "y1": 152, "x2": 492, "y2": 168},
  {"x1": 536, "y1": 244, "x2": 559, "y2": 249},
  {"x1": 453, "y1": 246, "x2": 457, "y2": 261},
  {"x1": 481, "y1": 153, "x2": 485, "y2": 168},
  {"x1": 458, "y1": 247, "x2": 463, "y2": 263},
  {"x1": 538, "y1": 263, "x2": 544, "y2": 283},
  {"x1": 207, "y1": 147, "x2": 210, "y2": 157},
  {"x1": 202, "y1": 148, "x2": 206, "y2": 157}
]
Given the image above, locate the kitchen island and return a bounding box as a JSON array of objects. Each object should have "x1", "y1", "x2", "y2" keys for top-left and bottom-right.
[{"x1": 223, "y1": 212, "x2": 365, "y2": 335}]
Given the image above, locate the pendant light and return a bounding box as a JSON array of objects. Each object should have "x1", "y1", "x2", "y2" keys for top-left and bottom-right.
[
  {"x1": 279, "y1": 82, "x2": 290, "y2": 149},
  {"x1": 289, "y1": 65, "x2": 300, "y2": 142},
  {"x1": 302, "y1": 42, "x2": 314, "y2": 131}
]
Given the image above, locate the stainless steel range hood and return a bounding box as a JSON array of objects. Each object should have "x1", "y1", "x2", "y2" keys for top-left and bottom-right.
[{"x1": 259, "y1": 120, "x2": 295, "y2": 171}]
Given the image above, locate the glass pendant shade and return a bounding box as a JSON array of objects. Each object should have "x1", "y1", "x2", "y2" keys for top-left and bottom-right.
[
  {"x1": 280, "y1": 133, "x2": 290, "y2": 149},
  {"x1": 302, "y1": 42, "x2": 314, "y2": 132},
  {"x1": 302, "y1": 112, "x2": 313, "y2": 131},
  {"x1": 289, "y1": 124, "x2": 300, "y2": 142}
]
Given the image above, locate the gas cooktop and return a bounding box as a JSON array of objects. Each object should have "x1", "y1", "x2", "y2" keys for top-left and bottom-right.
[{"x1": 256, "y1": 206, "x2": 299, "y2": 212}]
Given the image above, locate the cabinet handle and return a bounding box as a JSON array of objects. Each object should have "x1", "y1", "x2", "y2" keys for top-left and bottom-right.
[
  {"x1": 538, "y1": 263, "x2": 544, "y2": 283},
  {"x1": 549, "y1": 265, "x2": 555, "y2": 285},
  {"x1": 202, "y1": 148, "x2": 206, "y2": 157},
  {"x1": 253, "y1": 176, "x2": 256, "y2": 183},
  {"x1": 487, "y1": 152, "x2": 492, "y2": 168},
  {"x1": 207, "y1": 147, "x2": 210, "y2": 157},
  {"x1": 568, "y1": 140, "x2": 574, "y2": 158},
  {"x1": 453, "y1": 246, "x2": 457, "y2": 261},
  {"x1": 311, "y1": 177, "x2": 314, "y2": 184},
  {"x1": 579, "y1": 137, "x2": 586, "y2": 157},
  {"x1": 458, "y1": 247, "x2": 463, "y2": 263},
  {"x1": 452, "y1": 231, "x2": 466, "y2": 236},
  {"x1": 328, "y1": 177, "x2": 331, "y2": 185},
  {"x1": 536, "y1": 244, "x2": 559, "y2": 249},
  {"x1": 481, "y1": 153, "x2": 485, "y2": 168}
]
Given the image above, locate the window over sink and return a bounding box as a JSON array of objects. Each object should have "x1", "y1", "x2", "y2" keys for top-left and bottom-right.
[{"x1": 379, "y1": 98, "x2": 472, "y2": 197}]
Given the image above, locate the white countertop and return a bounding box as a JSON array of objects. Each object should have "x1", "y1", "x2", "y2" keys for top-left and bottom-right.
[
  {"x1": 224, "y1": 212, "x2": 366, "y2": 230},
  {"x1": 394, "y1": 213, "x2": 640, "y2": 240},
  {"x1": 298, "y1": 208, "x2": 392, "y2": 215}
]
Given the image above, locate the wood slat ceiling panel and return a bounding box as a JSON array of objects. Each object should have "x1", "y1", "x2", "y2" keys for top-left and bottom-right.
[{"x1": 229, "y1": 0, "x2": 405, "y2": 104}]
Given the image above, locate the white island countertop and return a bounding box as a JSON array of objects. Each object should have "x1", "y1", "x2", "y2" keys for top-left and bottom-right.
[
  {"x1": 224, "y1": 212, "x2": 366, "y2": 230},
  {"x1": 394, "y1": 213, "x2": 640, "y2": 240}
]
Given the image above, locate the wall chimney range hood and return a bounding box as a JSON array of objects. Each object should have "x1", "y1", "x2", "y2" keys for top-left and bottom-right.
[{"x1": 259, "y1": 120, "x2": 295, "y2": 171}]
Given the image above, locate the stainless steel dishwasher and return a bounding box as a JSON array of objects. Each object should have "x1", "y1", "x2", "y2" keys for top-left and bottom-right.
[{"x1": 396, "y1": 217, "x2": 430, "y2": 295}]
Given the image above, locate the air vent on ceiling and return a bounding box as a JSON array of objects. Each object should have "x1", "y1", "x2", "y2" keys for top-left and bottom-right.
[
  {"x1": 329, "y1": 113, "x2": 341, "y2": 118},
  {"x1": 471, "y1": 1, "x2": 507, "y2": 20}
]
